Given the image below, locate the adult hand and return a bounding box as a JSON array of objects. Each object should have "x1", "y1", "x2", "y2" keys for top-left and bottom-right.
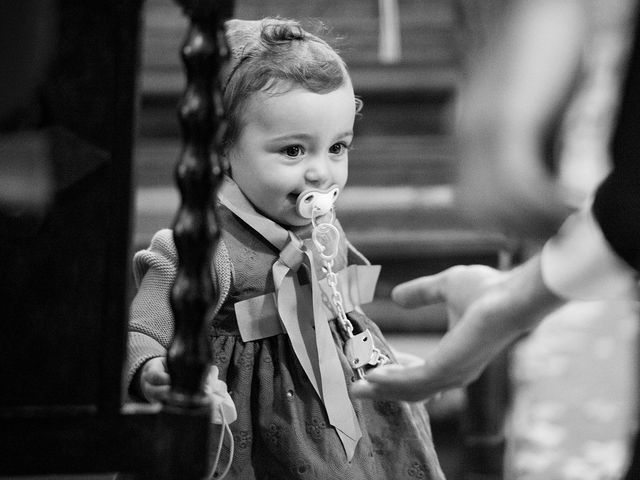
[
  {"x1": 392, "y1": 265, "x2": 503, "y2": 329},
  {"x1": 351, "y1": 258, "x2": 563, "y2": 401},
  {"x1": 139, "y1": 357, "x2": 170, "y2": 403},
  {"x1": 351, "y1": 265, "x2": 503, "y2": 402}
]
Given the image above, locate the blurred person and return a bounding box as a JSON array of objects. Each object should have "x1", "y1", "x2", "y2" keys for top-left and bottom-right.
[{"x1": 352, "y1": 0, "x2": 640, "y2": 476}]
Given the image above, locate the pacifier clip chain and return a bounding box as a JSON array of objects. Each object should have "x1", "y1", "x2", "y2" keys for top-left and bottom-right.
[
  {"x1": 299, "y1": 186, "x2": 389, "y2": 380},
  {"x1": 322, "y1": 253, "x2": 387, "y2": 380}
]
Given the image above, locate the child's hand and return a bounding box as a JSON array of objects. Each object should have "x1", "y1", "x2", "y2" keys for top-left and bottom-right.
[{"x1": 139, "y1": 357, "x2": 170, "y2": 403}]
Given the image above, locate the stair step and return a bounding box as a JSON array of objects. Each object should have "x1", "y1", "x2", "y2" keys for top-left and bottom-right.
[
  {"x1": 141, "y1": 0, "x2": 460, "y2": 97},
  {"x1": 364, "y1": 299, "x2": 448, "y2": 333}
]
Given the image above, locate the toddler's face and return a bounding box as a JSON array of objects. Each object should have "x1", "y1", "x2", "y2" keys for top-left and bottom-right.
[{"x1": 227, "y1": 82, "x2": 355, "y2": 227}]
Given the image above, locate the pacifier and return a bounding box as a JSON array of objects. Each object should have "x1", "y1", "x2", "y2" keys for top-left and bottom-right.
[{"x1": 295, "y1": 185, "x2": 340, "y2": 220}]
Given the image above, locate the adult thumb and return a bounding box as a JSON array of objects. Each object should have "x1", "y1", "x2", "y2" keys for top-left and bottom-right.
[{"x1": 391, "y1": 274, "x2": 446, "y2": 308}]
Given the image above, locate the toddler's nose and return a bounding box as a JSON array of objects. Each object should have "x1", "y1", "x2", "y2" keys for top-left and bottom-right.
[{"x1": 304, "y1": 156, "x2": 331, "y2": 187}]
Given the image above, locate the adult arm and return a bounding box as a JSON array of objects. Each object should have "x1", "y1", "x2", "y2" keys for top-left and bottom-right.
[{"x1": 351, "y1": 199, "x2": 639, "y2": 402}]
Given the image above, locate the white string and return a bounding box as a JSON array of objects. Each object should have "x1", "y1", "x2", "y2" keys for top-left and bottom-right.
[
  {"x1": 208, "y1": 409, "x2": 234, "y2": 479},
  {"x1": 219, "y1": 420, "x2": 234, "y2": 478}
]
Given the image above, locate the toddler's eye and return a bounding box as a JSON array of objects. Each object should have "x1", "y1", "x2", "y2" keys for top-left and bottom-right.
[
  {"x1": 283, "y1": 145, "x2": 304, "y2": 157},
  {"x1": 329, "y1": 142, "x2": 349, "y2": 155}
]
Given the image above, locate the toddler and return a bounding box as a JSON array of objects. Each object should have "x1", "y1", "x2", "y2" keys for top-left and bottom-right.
[{"x1": 127, "y1": 17, "x2": 445, "y2": 480}]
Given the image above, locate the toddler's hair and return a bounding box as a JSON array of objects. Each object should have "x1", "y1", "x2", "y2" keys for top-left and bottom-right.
[{"x1": 222, "y1": 17, "x2": 353, "y2": 146}]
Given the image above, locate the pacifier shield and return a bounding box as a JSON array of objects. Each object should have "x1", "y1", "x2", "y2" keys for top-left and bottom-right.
[{"x1": 296, "y1": 185, "x2": 340, "y2": 219}]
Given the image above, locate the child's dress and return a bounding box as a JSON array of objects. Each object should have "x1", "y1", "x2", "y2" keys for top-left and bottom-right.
[{"x1": 127, "y1": 177, "x2": 445, "y2": 480}]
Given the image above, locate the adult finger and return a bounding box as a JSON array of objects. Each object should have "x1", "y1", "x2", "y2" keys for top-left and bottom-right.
[
  {"x1": 391, "y1": 273, "x2": 447, "y2": 308},
  {"x1": 350, "y1": 364, "x2": 437, "y2": 402}
]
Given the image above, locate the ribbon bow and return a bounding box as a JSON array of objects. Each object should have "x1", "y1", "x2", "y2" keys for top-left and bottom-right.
[{"x1": 219, "y1": 177, "x2": 362, "y2": 460}]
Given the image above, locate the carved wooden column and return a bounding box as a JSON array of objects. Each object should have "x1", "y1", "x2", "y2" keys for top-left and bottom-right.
[
  {"x1": 167, "y1": 0, "x2": 233, "y2": 405},
  {"x1": 160, "y1": 3, "x2": 233, "y2": 477}
]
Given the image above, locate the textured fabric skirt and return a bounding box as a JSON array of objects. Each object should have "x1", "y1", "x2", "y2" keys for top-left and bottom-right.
[{"x1": 209, "y1": 310, "x2": 445, "y2": 480}]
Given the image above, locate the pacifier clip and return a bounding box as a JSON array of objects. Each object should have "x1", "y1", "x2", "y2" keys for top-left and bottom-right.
[{"x1": 296, "y1": 186, "x2": 389, "y2": 380}]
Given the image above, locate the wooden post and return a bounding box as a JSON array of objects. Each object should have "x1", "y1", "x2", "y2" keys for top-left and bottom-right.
[
  {"x1": 161, "y1": 2, "x2": 234, "y2": 478},
  {"x1": 167, "y1": 0, "x2": 233, "y2": 406}
]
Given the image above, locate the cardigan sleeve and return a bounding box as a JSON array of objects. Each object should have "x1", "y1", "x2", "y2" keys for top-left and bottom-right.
[
  {"x1": 541, "y1": 199, "x2": 639, "y2": 301},
  {"x1": 591, "y1": 3, "x2": 640, "y2": 273},
  {"x1": 125, "y1": 229, "x2": 178, "y2": 392},
  {"x1": 592, "y1": 169, "x2": 640, "y2": 273},
  {"x1": 125, "y1": 228, "x2": 234, "y2": 395}
]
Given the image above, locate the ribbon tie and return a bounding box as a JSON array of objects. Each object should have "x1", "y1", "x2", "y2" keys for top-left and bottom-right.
[{"x1": 219, "y1": 177, "x2": 362, "y2": 460}]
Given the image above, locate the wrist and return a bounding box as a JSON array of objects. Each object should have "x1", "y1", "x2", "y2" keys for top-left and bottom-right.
[{"x1": 492, "y1": 256, "x2": 566, "y2": 333}]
